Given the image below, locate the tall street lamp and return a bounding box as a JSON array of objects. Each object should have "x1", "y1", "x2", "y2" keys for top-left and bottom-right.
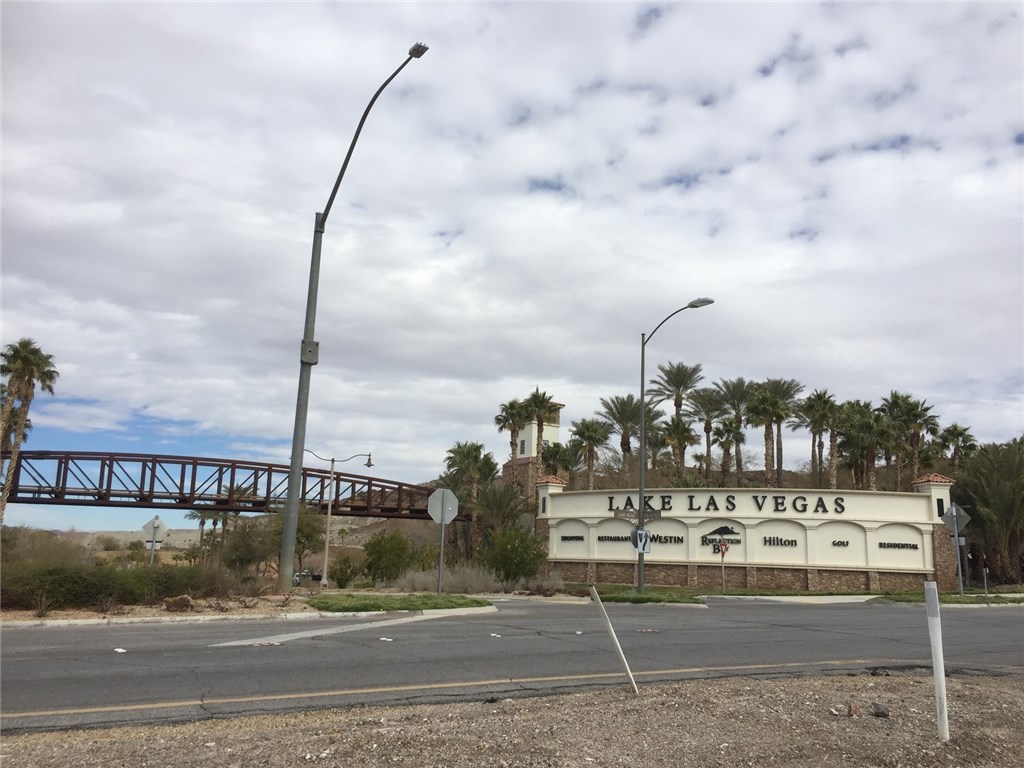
[
  {"x1": 636, "y1": 297, "x2": 714, "y2": 592},
  {"x1": 304, "y1": 449, "x2": 373, "y2": 589},
  {"x1": 278, "y1": 43, "x2": 428, "y2": 592}
]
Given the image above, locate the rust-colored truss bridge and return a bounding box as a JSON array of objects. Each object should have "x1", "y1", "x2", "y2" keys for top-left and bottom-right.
[{"x1": 1, "y1": 450, "x2": 436, "y2": 520}]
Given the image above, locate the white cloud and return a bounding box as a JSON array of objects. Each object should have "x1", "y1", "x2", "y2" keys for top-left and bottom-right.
[{"x1": 2, "y1": 1, "x2": 1022, "y2": 530}]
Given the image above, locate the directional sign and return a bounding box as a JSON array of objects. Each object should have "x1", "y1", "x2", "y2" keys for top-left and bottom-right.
[
  {"x1": 943, "y1": 503, "x2": 971, "y2": 535},
  {"x1": 427, "y1": 489, "x2": 459, "y2": 525},
  {"x1": 142, "y1": 515, "x2": 166, "y2": 549},
  {"x1": 630, "y1": 528, "x2": 652, "y2": 555}
]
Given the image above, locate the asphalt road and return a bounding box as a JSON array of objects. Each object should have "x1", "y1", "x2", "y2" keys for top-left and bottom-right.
[{"x1": 2, "y1": 598, "x2": 1021, "y2": 731}]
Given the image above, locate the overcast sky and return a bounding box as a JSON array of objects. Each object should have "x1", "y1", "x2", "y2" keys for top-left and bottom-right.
[{"x1": 2, "y1": 2, "x2": 1022, "y2": 533}]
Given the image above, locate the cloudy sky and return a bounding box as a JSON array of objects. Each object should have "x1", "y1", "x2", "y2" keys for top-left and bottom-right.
[{"x1": 2, "y1": 2, "x2": 1022, "y2": 532}]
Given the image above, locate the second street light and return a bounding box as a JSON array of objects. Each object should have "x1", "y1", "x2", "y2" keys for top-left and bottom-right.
[
  {"x1": 304, "y1": 449, "x2": 372, "y2": 588},
  {"x1": 278, "y1": 43, "x2": 428, "y2": 592},
  {"x1": 636, "y1": 297, "x2": 714, "y2": 592}
]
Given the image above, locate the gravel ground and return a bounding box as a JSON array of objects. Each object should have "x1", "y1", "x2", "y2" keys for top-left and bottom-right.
[
  {"x1": 2, "y1": 672, "x2": 1021, "y2": 767},
  {"x1": 3, "y1": 598, "x2": 1022, "y2": 767}
]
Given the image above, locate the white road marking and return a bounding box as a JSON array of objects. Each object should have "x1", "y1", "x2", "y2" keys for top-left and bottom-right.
[{"x1": 211, "y1": 615, "x2": 437, "y2": 647}]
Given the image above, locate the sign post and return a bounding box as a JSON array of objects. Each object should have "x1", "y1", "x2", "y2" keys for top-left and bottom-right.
[
  {"x1": 943, "y1": 504, "x2": 971, "y2": 596},
  {"x1": 719, "y1": 538, "x2": 729, "y2": 595},
  {"x1": 142, "y1": 515, "x2": 166, "y2": 566},
  {"x1": 427, "y1": 489, "x2": 459, "y2": 594}
]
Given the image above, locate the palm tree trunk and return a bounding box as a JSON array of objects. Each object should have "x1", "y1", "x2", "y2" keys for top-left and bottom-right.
[
  {"x1": 762, "y1": 422, "x2": 774, "y2": 488},
  {"x1": 0, "y1": 403, "x2": 30, "y2": 522}
]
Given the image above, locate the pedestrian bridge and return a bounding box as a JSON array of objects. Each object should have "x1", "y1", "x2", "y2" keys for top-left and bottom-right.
[{"x1": 1, "y1": 450, "x2": 434, "y2": 520}]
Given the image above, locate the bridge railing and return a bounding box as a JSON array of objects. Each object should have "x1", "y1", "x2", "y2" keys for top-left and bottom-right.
[{"x1": 1, "y1": 451, "x2": 435, "y2": 519}]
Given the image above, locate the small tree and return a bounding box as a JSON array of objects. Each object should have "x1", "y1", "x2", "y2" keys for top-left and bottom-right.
[
  {"x1": 221, "y1": 517, "x2": 276, "y2": 574},
  {"x1": 363, "y1": 530, "x2": 413, "y2": 586},
  {"x1": 327, "y1": 555, "x2": 362, "y2": 588},
  {"x1": 480, "y1": 527, "x2": 548, "y2": 592}
]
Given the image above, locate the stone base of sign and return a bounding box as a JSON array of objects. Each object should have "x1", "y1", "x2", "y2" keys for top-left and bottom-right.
[
  {"x1": 548, "y1": 559, "x2": 943, "y2": 594},
  {"x1": 931, "y1": 525, "x2": 959, "y2": 591}
]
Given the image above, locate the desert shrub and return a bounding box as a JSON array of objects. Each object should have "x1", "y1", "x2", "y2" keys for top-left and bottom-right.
[
  {"x1": 327, "y1": 555, "x2": 362, "y2": 588},
  {"x1": 524, "y1": 569, "x2": 564, "y2": 596},
  {"x1": 0, "y1": 563, "x2": 214, "y2": 609},
  {"x1": 94, "y1": 535, "x2": 121, "y2": 551},
  {"x1": 395, "y1": 564, "x2": 501, "y2": 594},
  {"x1": 479, "y1": 528, "x2": 548, "y2": 592},
  {"x1": 363, "y1": 530, "x2": 413, "y2": 586},
  {"x1": 0, "y1": 526, "x2": 89, "y2": 566}
]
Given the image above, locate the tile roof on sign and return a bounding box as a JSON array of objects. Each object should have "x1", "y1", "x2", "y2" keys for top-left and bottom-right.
[
  {"x1": 538, "y1": 475, "x2": 567, "y2": 485},
  {"x1": 911, "y1": 473, "x2": 954, "y2": 485}
]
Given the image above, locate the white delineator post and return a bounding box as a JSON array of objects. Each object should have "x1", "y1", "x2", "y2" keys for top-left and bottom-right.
[{"x1": 924, "y1": 581, "x2": 950, "y2": 742}]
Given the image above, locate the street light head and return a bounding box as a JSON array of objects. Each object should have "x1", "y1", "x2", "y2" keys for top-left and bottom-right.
[
  {"x1": 365, "y1": 454, "x2": 374, "y2": 469},
  {"x1": 687, "y1": 297, "x2": 715, "y2": 309},
  {"x1": 409, "y1": 43, "x2": 429, "y2": 58}
]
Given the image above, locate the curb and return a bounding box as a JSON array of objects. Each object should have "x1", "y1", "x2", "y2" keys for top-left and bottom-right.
[{"x1": 0, "y1": 604, "x2": 499, "y2": 628}]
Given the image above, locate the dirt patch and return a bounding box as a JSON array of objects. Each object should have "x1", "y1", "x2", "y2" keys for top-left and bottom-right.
[{"x1": 2, "y1": 671, "x2": 1020, "y2": 767}]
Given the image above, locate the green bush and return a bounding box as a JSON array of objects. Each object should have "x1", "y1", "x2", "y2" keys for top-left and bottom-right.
[
  {"x1": 480, "y1": 527, "x2": 548, "y2": 592},
  {"x1": 327, "y1": 555, "x2": 362, "y2": 588},
  {"x1": 0, "y1": 563, "x2": 213, "y2": 609},
  {"x1": 363, "y1": 530, "x2": 413, "y2": 586}
]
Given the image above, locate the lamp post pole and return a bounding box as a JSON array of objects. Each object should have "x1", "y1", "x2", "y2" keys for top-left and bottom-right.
[
  {"x1": 278, "y1": 43, "x2": 428, "y2": 592},
  {"x1": 637, "y1": 297, "x2": 714, "y2": 592},
  {"x1": 304, "y1": 449, "x2": 372, "y2": 588}
]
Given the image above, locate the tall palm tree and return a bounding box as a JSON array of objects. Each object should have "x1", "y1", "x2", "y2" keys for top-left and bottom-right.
[
  {"x1": 839, "y1": 400, "x2": 887, "y2": 490},
  {"x1": 684, "y1": 387, "x2": 725, "y2": 485},
  {"x1": 664, "y1": 414, "x2": 700, "y2": 479},
  {"x1": 713, "y1": 377, "x2": 757, "y2": 485},
  {"x1": 597, "y1": 394, "x2": 642, "y2": 459},
  {"x1": 939, "y1": 423, "x2": 977, "y2": 477},
  {"x1": 524, "y1": 388, "x2": 558, "y2": 496},
  {"x1": 648, "y1": 361, "x2": 704, "y2": 420},
  {"x1": 494, "y1": 398, "x2": 530, "y2": 462},
  {"x1": 1, "y1": 338, "x2": 59, "y2": 520},
  {"x1": 747, "y1": 382, "x2": 781, "y2": 487},
  {"x1": 541, "y1": 442, "x2": 582, "y2": 481},
  {"x1": 495, "y1": 398, "x2": 531, "y2": 489},
  {"x1": 766, "y1": 378, "x2": 803, "y2": 487},
  {"x1": 571, "y1": 418, "x2": 612, "y2": 490},
  {"x1": 794, "y1": 389, "x2": 837, "y2": 488},
  {"x1": 906, "y1": 397, "x2": 940, "y2": 483},
  {"x1": 444, "y1": 441, "x2": 498, "y2": 558},
  {"x1": 878, "y1": 391, "x2": 913, "y2": 490}
]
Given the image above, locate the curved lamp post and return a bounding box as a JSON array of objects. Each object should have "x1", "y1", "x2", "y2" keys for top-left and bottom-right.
[
  {"x1": 637, "y1": 297, "x2": 714, "y2": 592},
  {"x1": 304, "y1": 449, "x2": 373, "y2": 589},
  {"x1": 278, "y1": 43, "x2": 429, "y2": 592}
]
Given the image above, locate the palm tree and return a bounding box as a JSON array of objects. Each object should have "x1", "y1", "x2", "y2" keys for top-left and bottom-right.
[
  {"x1": 1, "y1": 339, "x2": 59, "y2": 520},
  {"x1": 598, "y1": 395, "x2": 642, "y2": 459},
  {"x1": 955, "y1": 438, "x2": 1024, "y2": 582},
  {"x1": 663, "y1": 414, "x2": 700, "y2": 480},
  {"x1": 839, "y1": 400, "x2": 887, "y2": 490},
  {"x1": 524, "y1": 388, "x2": 559, "y2": 496},
  {"x1": 713, "y1": 377, "x2": 757, "y2": 485},
  {"x1": 878, "y1": 391, "x2": 913, "y2": 490},
  {"x1": 906, "y1": 397, "x2": 940, "y2": 483},
  {"x1": 444, "y1": 441, "x2": 498, "y2": 558},
  {"x1": 571, "y1": 418, "x2": 612, "y2": 490},
  {"x1": 939, "y1": 423, "x2": 977, "y2": 477},
  {"x1": 471, "y1": 481, "x2": 532, "y2": 534},
  {"x1": 185, "y1": 509, "x2": 210, "y2": 561},
  {"x1": 541, "y1": 442, "x2": 582, "y2": 481},
  {"x1": 794, "y1": 389, "x2": 837, "y2": 488},
  {"x1": 766, "y1": 378, "x2": 803, "y2": 487},
  {"x1": 747, "y1": 382, "x2": 781, "y2": 487},
  {"x1": 684, "y1": 388, "x2": 725, "y2": 485},
  {"x1": 648, "y1": 361, "x2": 704, "y2": 420},
  {"x1": 494, "y1": 398, "x2": 530, "y2": 462}
]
